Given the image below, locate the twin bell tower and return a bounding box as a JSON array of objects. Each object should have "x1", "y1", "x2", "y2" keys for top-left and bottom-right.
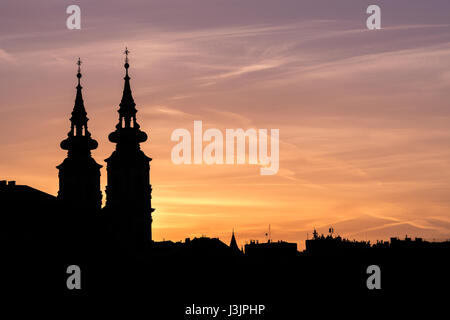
[{"x1": 57, "y1": 49, "x2": 154, "y2": 250}]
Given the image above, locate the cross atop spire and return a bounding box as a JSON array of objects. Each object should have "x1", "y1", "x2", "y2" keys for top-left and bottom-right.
[
  {"x1": 76, "y1": 57, "x2": 82, "y2": 86},
  {"x1": 124, "y1": 47, "x2": 130, "y2": 76},
  {"x1": 124, "y1": 47, "x2": 130, "y2": 62}
]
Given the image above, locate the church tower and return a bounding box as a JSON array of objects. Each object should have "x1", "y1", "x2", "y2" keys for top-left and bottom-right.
[
  {"x1": 105, "y1": 49, "x2": 154, "y2": 247},
  {"x1": 57, "y1": 58, "x2": 102, "y2": 211}
]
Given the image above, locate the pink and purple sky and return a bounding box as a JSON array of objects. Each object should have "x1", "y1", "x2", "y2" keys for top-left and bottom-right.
[{"x1": 1, "y1": 0, "x2": 450, "y2": 248}]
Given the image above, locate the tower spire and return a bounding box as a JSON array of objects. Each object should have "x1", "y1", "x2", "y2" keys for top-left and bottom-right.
[
  {"x1": 105, "y1": 48, "x2": 154, "y2": 248},
  {"x1": 108, "y1": 48, "x2": 147, "y2": 145},
  {"x1": 230, "y1": 229, "x2": 241, "y2": 254},
  {"x1": 60, "y1": 58, "x2": 98, "y2": 154}
]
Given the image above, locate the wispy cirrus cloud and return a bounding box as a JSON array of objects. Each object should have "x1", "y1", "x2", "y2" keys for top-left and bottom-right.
[{"x1": 0, "y1": 48, "x2": 15, "y2": 62}]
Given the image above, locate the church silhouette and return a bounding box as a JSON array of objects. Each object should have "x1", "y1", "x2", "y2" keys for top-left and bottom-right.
[
  {"x1": 58, "y1": 52, "x2": 154, "y2": 252},
  {"x1": 1, "y1": 50, "x2": 248, "y2": 261},
  {"x1": 1, "y1": 50, "x2": 449, "y2": 312}
]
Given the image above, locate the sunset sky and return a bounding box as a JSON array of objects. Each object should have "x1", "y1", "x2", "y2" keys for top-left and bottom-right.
[{"x1": 2, "y1": 0, "x2": 450, "y2": 248}]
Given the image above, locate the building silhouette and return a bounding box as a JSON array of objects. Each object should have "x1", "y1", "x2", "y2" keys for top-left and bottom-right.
[
  {"x1": 104, "y1": 49, "x2": 154, "y2": 250},
  {"x1": 245, "y1": 239, "x2": 298, "y2": 258},
  {"x1": 0, "y1": 180, "x2": 58, "y2": 247},
  {"x1": 57, "y1": 58, "x2": 102, "y2": 212},
  {"x1": 304, "y1": 228, "x2": 371, "y2": 255}
]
